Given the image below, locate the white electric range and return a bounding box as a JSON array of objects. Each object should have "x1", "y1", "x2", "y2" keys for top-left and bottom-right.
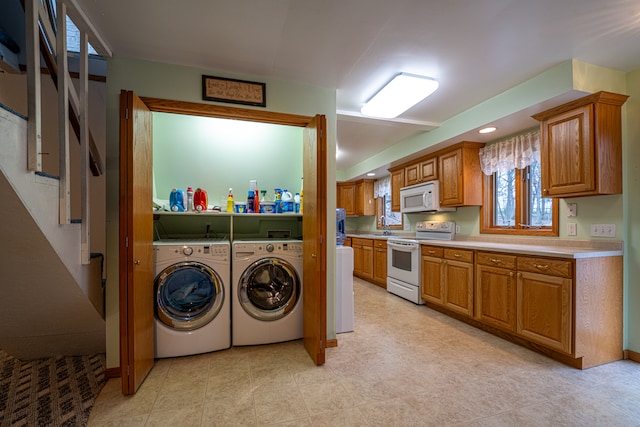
[{"x1": 386, "y1": 221, "x2": 455, "y2": 304}]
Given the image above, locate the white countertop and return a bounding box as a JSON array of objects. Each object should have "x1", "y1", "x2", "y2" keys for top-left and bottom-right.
[{"x1": 347, "y1": 233, "x2": 623, "y2": 259}]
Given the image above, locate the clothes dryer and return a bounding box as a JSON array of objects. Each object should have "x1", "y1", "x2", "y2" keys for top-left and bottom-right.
[
  {"x1": 153, "y1": 240, "x2": 230, "y2": 358},
  {"x1": 232, "y1": 240, "x2": 303, "y2": 345}
]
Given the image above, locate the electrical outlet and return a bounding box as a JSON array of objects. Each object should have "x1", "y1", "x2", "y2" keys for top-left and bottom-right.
[
  {"x1": 567, "y1": 223, "x2": 577, "y2": 236},
  {"x1": 567, "y1": 203, "x2": 577, "y2": 217}
]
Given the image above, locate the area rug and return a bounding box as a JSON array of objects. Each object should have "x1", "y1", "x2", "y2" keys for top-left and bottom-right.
[{"x1": 0, "y1": 349, "x2": 106, "y2": 426}]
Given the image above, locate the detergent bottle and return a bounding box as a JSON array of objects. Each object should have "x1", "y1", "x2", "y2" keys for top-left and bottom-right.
[
  {"x1": 169, "y1": 188, "x2": 186, "y2": 212},
  {"x1": 299, "y1": 177, "x2": 304, "y2": 215},
  {"x1": 226, "y1": 188, "x2": 234, "y2": 213},
  {"x1": 194, "y1": 188, "x2": 208, "y2": 212},
  {"x1": 186, "y1": 187, "x2": 194, "y2": 211}
]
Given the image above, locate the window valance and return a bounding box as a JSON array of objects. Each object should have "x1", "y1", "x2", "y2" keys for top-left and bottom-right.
[{"x1": 479, "y1": 131, "x2": 540, "y2": 176}]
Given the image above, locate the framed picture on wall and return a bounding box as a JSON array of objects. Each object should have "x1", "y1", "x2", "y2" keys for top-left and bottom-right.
[{"x1": 202, "y1": 75, "x2": 266, "y2": 107}]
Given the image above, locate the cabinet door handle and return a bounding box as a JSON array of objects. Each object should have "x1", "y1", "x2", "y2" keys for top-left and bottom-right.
[
  {"x1": 453, "y1": 253, "x2": 462, "y2": 258},
  {"x1": 509, "y1": 272, "x2": 514, "y2": 277},
  {"x1": 490, "y1": 258, "x2": 502, "y2": 264},
  {"x1": 534, "y1": 263, "x2": 549, "y2": 271},
  {"x1": 517, "y1": 272, "x2": 522, "y2": 278},
  {"x1": 427, "y1": 250, "x2": 436, "y2": 255}
]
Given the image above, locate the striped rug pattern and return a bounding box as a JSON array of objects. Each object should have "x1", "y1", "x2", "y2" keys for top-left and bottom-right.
[{"x1": 0, "y1": 349, "x2": 106, "y2": 426}]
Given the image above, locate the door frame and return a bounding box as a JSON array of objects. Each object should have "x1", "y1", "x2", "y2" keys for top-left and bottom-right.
[{"x1": 120, "y1": 95, "x2": 328, "y2": 377}]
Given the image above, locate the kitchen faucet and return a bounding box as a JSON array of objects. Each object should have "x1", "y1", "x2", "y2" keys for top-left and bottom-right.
[{"x1": 381, "y1": 216, "x2": 392, "y2": 236}]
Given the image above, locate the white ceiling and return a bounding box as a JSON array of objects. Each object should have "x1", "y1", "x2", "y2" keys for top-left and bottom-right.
[{"x1": 76, "y1": 0, "x2": 640, "y2": 177}]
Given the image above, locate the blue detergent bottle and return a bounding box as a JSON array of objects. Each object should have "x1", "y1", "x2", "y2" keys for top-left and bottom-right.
[{"x1": 169, "y1": 188, "x2": 186, "y2": 212}]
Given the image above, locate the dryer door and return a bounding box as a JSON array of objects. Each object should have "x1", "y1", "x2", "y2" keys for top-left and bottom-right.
[
  {"x1": 155, "y1": 261, "x2": 224, "y2": 330},
  {"x1": 238, "y1": 257, "x2": 300, "y2": 321}
]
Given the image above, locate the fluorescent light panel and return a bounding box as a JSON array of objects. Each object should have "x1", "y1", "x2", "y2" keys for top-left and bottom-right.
[{"x1": 361, "y1": 73, "x2": 439, "y2": 119}]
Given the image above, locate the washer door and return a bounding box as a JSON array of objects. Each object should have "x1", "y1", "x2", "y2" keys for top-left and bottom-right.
[
  {"x1": 238, "y1": 257, "x2": 300, "y2": 321},
  {"x1": 155, "y1": 261, "x2": 225, "y2": 331}
]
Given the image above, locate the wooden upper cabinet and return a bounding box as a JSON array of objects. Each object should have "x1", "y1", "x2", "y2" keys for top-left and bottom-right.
[
  {"x1": 532, "y1": 91, "x2": 628, "y2": 198},
  {"x1": 337, "y1": 179, "x2": 374, "y2": 216},
  {"x1": 356, "y1": 179, "x2": 375, "y2": 216},
  {"x1": 390, "y1": 169, "x2": 404, "y2": 212},
  {"x1": 337, "y1": 182, "x2": 356, "y2": 215},
  {"x1": 438, "y1": 142, "x2": 485, "y2": 207},
  {"x1": 405, "y1": 157, "x2": 438, "y2": 186}
]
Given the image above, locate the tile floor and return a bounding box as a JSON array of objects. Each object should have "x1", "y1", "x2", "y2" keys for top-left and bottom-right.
[{"x1": 88, "y1": 278, "x2": 640, "y2": 426}]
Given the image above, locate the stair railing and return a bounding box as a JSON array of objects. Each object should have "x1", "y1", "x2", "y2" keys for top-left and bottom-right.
[{"x1": 24, "y1": 0, "x2": 111, "y2": 263}]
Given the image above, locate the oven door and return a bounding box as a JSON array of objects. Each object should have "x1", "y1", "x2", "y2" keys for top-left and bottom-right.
[{"x1": 387, "y1": 239, "x2": 420, "y2": 285}]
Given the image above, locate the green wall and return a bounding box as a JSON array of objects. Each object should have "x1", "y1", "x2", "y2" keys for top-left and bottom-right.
[
  {"x1": 105, "y1": 55, "x2": 337, "y2": 369},
  {"x1": 625, "y1": 69, "x2": 640, "y2": 353},
  {"x1": 152, "y1": 112, "x2": 303, "y2": 207}
]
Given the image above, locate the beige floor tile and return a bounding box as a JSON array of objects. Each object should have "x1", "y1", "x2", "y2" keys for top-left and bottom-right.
[
  {"x1": 144, "y1": 404, "x2": 203, "y2": 427},
  {"x1": 201, "y1": 392, "x2": 257, "y2": 426},
  {"x1": 89, "y1": 276, "x2": 640, "y2": 426},
  {"x1": 309, "y1": 407, "x2": 369, "y2": 426},
  {"x1": 357, "y1": 395, "x2": 426, "y2": 426},
  {"x1": 298, "y1": 378, "x2": 356, "y2": 416},
  {"x1": 254, "y1": 385, "x2": 309, "y2": 424}
]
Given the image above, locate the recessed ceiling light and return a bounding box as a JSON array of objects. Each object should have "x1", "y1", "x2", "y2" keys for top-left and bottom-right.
[
  {"x1": 361, "y1": 73, "x2": 439, "y2": 119},
  {"x1": 366, "y1": 172, "x2": 376, "y2": 177},
  {"x1": 479, "y1": 126, "x2": 497, "y2": 134}
]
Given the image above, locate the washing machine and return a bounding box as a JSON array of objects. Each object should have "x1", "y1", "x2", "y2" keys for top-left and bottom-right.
[
  {"x1": 153, "y1": 239, "x2": 231, "y2": 358},
  {"x1": 232, "y1": 240, "x2": 303, "y2": 346}
]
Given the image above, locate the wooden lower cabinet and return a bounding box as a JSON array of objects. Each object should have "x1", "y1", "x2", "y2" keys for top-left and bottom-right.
[
  {"x1": 421, "y1": 246, "x2": 444, "y2": 304},
  {"x1": 442, "y1": 248, "x2": 474, "y2": 317},
  {"x1": 352, "y1": 238, "x2": 373, "y2": 281},
  {"x1": 475, "y1": 252, "x2": 517, "y2": 332},
  {"x1": 517, "y1": 270, "x2": 572, "y2": 354},
  {"x1": 372, "y1": 240, "x2": 387, "y2": 288},
  {"x1": 421, "y1": 246, "x2": 473, "y2": 318},
  {"x1": 420, "y1": 246, "x2": 622, "y2": 369}
]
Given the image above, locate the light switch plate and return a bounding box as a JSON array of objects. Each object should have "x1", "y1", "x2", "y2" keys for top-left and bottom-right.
[{"x1": 567, "y1": 223, "x2": 577, "y2": 236}]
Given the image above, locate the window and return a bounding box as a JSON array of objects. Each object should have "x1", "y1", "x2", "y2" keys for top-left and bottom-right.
[
  {"x1": 479, "y1": 132, "x2": 558, "y2": 236},
  {"x1": 48, "y1": 0, "x2": 99, "y2": 55},
  {"x1": 374, "y1": 177, "x2": 402, "y2": 231}
]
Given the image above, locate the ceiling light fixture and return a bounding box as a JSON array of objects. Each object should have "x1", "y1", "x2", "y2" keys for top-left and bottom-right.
[
  {"x1": 361, "y1": 73, "x2": 439, "y2": 119},
  {"x1": 479, "y1": 126, "x2": 497, "y2": 134},
  {"x1": 366, "y1": 172, "x2": 376, "y2": 177}
]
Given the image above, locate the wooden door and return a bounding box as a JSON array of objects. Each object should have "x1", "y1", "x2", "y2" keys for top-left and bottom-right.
[
  {"x1": 302, "y1": 115, "x2": 327, "y2": 365},
  {"x1": 443, "y1": 259, "x2": 474, "y2": 317},
  {"x1": 421, "y1": 255, "x2": 443, "y2": 304},
  {"x1": 475, "y1": 264, "x2": 516, "y2": 332},
  {"x1": 119, "y1": 90, "x2": 155, "y2": 394},
  {"x1": 439, "y1": 149, "x2": 462, "y2": 206},
  {"x1": 540, "y1": 105, "x2": 594, "y2": 196},
  {"x1": 419, "y1": 157, "x2": 438, "y2": 182},
  {"x1": 390, "y1": 169, "x2": 404, "y2": 212},
  {"x1": 517, "y1": 271, "x2": 572, "y2": 354}
]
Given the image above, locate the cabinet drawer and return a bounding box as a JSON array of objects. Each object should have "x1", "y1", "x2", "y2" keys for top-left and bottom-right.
[
  {"x1": 352, "y1": 238, "x2": 373, "y2": 247},
  {"x1": 374, "y1": 240, "x2": 387, "y2": 249},
  {"x1": 477, "y1": 252, "x2": 517, "y2": 269},
  {"x1": 517, "y1": 257, "x2": 572, "y2": 278},
  {"x1": 444, "y1": 248, "x2": 474, "y2": 263},
  {"x1": 422, "y1": 245, "x2": 444, "y2": 258}
]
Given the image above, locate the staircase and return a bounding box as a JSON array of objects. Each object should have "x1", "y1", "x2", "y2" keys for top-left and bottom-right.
[
  {"x1": 0, "y1": 0, "x2": 110, "y2": 360},
  {"x1": 0, "y1": 105, "x2": 105, "y2": 360}
]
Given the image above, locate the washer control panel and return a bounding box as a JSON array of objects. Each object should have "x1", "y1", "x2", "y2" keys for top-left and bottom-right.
[
  {"x1": 155, "y1": 243, "x2": 229, "y2": 262},
  {"x1": 233, "y1": 241, "x2": 303, "y2": 259}
]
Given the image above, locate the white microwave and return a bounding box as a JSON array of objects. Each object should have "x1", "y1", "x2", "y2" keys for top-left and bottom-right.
[{"x1": 399, "y1": 180, "x2": 455, "y2": 213}]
